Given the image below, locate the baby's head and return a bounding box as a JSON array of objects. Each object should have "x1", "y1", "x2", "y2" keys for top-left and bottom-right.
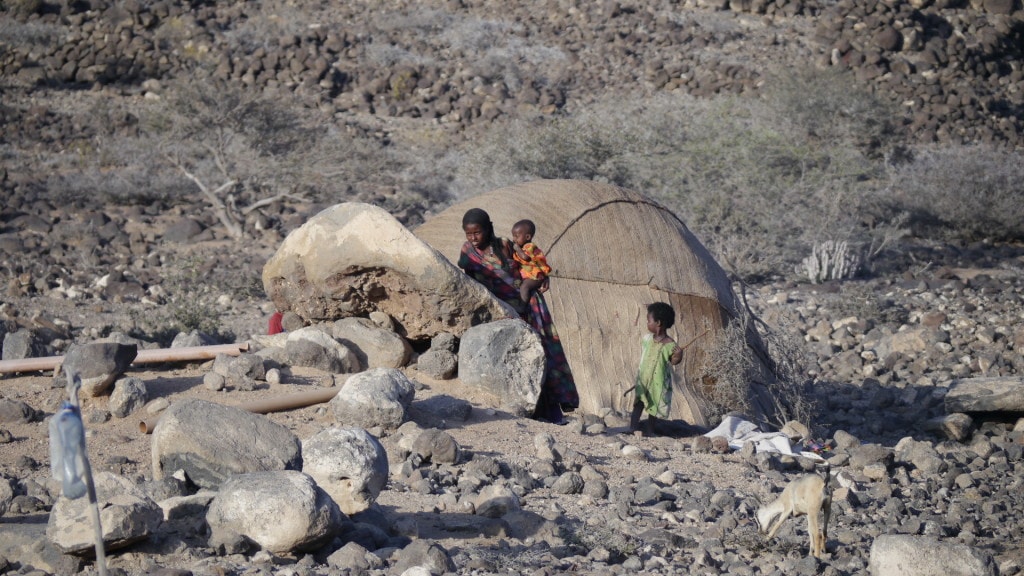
[
  {"x1": 646, "y1": 302, "x2": 676, "y2": 333},
  {"x1": 511, "y1": 219, "x2": 536, "y2": 247}
]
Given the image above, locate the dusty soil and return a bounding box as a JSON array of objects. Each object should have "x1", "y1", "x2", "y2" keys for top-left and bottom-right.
[{"x1": 0, "y1": 358, "x2": 760, "y2": 572}]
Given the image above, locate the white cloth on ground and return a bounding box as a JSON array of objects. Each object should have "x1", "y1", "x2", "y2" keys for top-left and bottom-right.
[{"x1": 703, "y1": 415, "x2": 824, "y2": 460}]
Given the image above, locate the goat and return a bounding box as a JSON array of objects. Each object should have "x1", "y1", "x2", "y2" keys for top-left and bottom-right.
[{"x1": 755, "y1": 465, "x2": 832, "y2": 558}]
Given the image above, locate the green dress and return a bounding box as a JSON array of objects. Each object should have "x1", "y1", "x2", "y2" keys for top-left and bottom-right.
[{"x1": 636, "y1": 333, "x2": 679, "y2": 418}]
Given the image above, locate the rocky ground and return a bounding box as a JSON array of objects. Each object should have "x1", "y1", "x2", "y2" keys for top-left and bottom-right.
[
  {"x1": 1, "y1": 199, "x2": 1023, "y2": 576},
  {"x1": 2, "y1": 0, "x2": 1024, "y2": 574}
]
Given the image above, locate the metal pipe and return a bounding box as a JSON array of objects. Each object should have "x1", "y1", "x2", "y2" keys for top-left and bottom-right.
[
  {"x1": 0, "y1": 343, "x2": 250, "y2": 375},
  {"x1": 139, "y1": 385, "x2": 341, "y2": 434}
]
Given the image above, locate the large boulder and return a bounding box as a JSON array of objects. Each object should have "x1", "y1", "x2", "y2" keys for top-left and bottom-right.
[
  {"x1": 262, "y1": 202, "x2": 517, "y2": 340},
  {"x1": 332, "y1": 317, "x2": 412, "y2": 369},
  {"x1": 151, "y1": 399, "x2": 302, "y2": 488},
  {"x1": 58, "y1": 343, "x2": 138, "y2": 397},
  {"x1": 330, "y1": 368, "x2": 415, "y2": 432},
  {"x1": 868, "y1": 535, "x2": 996, "y2": 576},
  {"x1": 302, "y1": 427, "x2": 389, "y2": 514},
  {"x1": 206, "y1": 470, "x2": 343, "y2": 554},
  {"x1": 458, "y1": 319, "x2": 545, "y2": 417},
  {"x1": 47, "y1": 472, "x2": 162, "y2": 555}
]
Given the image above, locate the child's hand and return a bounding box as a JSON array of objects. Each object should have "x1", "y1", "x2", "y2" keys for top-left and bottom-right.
[
  {"x1": 669, "y1": 343, "x2": 683, "y2": 365},
  {"x1": 538, "y1": 277, "x2": 550, "y2": 293}
]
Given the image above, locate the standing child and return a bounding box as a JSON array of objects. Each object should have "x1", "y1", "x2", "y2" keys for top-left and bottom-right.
[
  {"x1": 630, "y1": 302, "x2": 684, "y2": 436},
  {"x1": 510, "y1": 219, "x2": 552, "y2": 303}
]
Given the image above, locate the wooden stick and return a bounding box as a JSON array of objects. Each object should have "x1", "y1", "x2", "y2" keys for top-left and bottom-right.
[
  {"x1": 0, "y1": 343, "x2": 250, "y2": 375},
  {"x1": 139, "y1": 385, "x2": 342, "y2": 434}
]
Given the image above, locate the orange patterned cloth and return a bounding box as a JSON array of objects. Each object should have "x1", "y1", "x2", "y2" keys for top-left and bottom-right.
[{"x1": 513, "y1": 243, "x2": 552, "y2": 280}]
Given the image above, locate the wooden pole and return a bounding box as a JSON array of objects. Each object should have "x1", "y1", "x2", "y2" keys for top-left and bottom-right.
[
  {"x1": 139, "y1": 385, "x2": 342, "y2": 434},
  {"x1": 0, "y1": 343, "x2": 250, "y2": 375}
]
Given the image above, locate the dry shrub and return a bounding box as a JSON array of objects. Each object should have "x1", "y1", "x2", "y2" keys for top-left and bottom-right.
[
  {"x1": 699, "y1": 294, "x2": 818, "y2": 431},
  {"x1": 452, "y1": 75, "x2": 898, "y2": 282},
  {"x1": 760, "y1": 67, "x2": 903, "y2": 159},
  {"x1": 889, "y1": 144, "x2": 1024, "y2": 242}
]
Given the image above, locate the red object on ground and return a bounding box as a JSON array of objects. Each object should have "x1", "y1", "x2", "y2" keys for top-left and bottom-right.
[{"x1": 268, "y1": 311, "x2": 284, "y2": 335}]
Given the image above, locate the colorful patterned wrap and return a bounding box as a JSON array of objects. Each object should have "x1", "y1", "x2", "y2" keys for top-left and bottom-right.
[{"x1": 458, "y1": 239, "x2": 579, "y2": 420}]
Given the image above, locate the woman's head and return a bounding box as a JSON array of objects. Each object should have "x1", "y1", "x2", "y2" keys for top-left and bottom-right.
[{"x1": 462, "y1": 208, "x2": 495, "y2": 249}]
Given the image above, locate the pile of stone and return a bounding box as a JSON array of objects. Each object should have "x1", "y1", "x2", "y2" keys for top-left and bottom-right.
[{"x1": 1, "y1": 0, "x2": 1020, "y2": 147}]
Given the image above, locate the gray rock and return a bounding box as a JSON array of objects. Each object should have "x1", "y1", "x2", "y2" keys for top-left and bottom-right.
[
  {"x1": 262, "y1": 203, "x2": 516, "y2": 339},
  {"x1": 945, "y1": 377, "x2": 1024, "y2": 413},
  {"x1": 458, "y1": 319, "x2": 545, "y2": 417},
  {"x1": 330, "y1": 368, "x2": 415, "y2": 432},
  {"x1": 46, "y1": 472, "x2": 162, "y2": 555},
  {"x1": 474, "y1": 485, "x2": 521, "y2": 518},
  {"x1": 302, "y1": 427, "x2": 388, "y2": 515},
  {"x1": 327, "y1": 540, "x2": 384, "y2": 571},
  {"x1": 391, "y1": 540, "x2": 455, "y2": 576},
  {"x1": 551, "y1": 471, "x2": 585, "y2": 494},
  {"x1": 0, "y1": 398, "x2": 38, "y2": 423},
  {"x1": 412, "y1": 428, "x2": 460, "y2": 464},
  {"x1": 0, "y1": 477, "x2": 12, "y2": 518},
  {"x1": 921, "y1": 413, "x2": 974, "y2": 442},
  {"x1": 583, "y1": 478, "x2": 610, "y2": 499},
  {"x1": 332, "y1": 316, "x2": 411, "y2": 369},
  {"x1": 203, "y1": 372, "x2": 225, "y2": 391},
  {"x1": 893, "y1": 437, "x2": 946, "y2": 475},
  {"x1": 416, "y1": 349, "x2": 458, "y2": 379},
  {"x1": 212, "y1": 352, "x2": 265, "y2": 390},
  {"x1": 430, "y1": 332, "x2": 458, "y2": 354},
  {"x1": 281, "y1": 311, "x2": 305, "y2": 331},
  {"x1": 285, "y1": 326, "x2": 361, "y2": 373},
  {"x1": 109, "y1": 376, "x2": 148, "y2": 418},
  {"x1": 1, "y1": 329, "x2": 36, "y2": 361},
  {"x1": 285, "y1": 338, "x2": 346, "y2": 373},
  {"x1": 58, "y1": 342, "x2": 138, "y2": 397},
  {"x1": 868, "y1": 534, "x2": 996, "y2": 576},
  {"x1": 849, "y1": 443, "x2": 893, "y2": 469},
  {"x1": 206, "y1": 470, "x2": 343, "y2": 554},
  {"x1": 151, "y1": 399, "x2": 302, "y2": 488},
  {"x1": 832, "y1": 429, "x2": 861, "y2": 450},
  {"x1": 170, "y1": 330, "x2": 216, "y2": 348}
]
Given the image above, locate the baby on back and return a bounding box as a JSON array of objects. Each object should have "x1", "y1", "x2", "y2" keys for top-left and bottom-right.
[{"x1": 510, "y1": 219, "x2": 552, "y2": 303}]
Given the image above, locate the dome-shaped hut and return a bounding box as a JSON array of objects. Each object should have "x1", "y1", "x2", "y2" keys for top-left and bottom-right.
[{"x1": 415, "y1": 180, "x2": 775, "y2": 427}]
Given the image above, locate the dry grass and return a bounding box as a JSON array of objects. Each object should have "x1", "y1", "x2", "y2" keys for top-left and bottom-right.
[
  {"x1": 888, "y1": 144, "x2": 1024, "y2": 242},
  {"x1": 450, "y1": 72, "x2": 900, "y2": 282}
]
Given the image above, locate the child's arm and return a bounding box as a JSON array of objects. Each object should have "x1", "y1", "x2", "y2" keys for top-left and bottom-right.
[
  {"x1": 669, "y1": 342, "x2": 683, "y2": 366},
  {"x1": 512, "y1": 243, "x2": 529, "y2": 261}
]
